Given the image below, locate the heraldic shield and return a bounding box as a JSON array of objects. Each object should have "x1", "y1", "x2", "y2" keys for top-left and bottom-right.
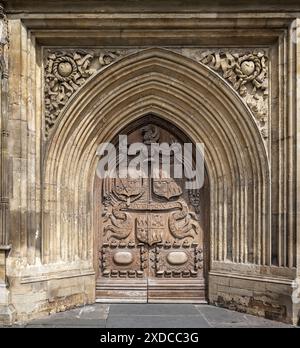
[
  {"x1": 136, "y1": 213, "x2": 164, "y2": 246},
  {"x1": 152, "y1": 178, "x2": 183, "y2": 199},
  {"x1": 112, "y1": 177, "x2": 144, "y2": 201}
]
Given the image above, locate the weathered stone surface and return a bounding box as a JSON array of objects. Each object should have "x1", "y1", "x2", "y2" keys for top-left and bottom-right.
[
  {"x1": 18, "y1": 303, "x2": 293, "y2": 328},
  {"x1": 0, "y1": 0, "x2": 299, "y2": 326},
  {"x1": 208, "y1": 273, "x2": 297, "y2": 324}
]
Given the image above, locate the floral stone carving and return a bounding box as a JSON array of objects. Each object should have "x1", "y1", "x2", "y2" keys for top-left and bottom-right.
[
  {"x1": 182, "y1": 49, "x2": 269, "y2": 139},
  {"x1": 44, "y1": 49, "x2": 132, "y2": 136},
  {"x1": 44, "y1": 48, "x2": 269, "y2": 140}
]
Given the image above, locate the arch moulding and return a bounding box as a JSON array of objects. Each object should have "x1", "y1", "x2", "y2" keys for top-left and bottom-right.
[
  {"x1": 2, "y1": 2, "x2": 299, "y2": 326},
  {"x1": 41, "y1": 47, "x2": 275, "y2": 312}
]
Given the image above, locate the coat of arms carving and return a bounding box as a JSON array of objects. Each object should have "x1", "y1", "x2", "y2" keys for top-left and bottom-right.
[
  {"x1": 152, "y1": 178, "x2": 183, "y2": 200},
  {"x1": 136, "y1": 214, "x2": 164, "y2": 246},
  {"x1": 112, "y1": 178, "x2": 144, "y2": 202}
]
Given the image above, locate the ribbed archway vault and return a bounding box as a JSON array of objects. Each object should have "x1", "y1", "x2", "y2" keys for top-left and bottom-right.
[{"x1": 43, "y1": 48, "x2": 270, "y2": 270}]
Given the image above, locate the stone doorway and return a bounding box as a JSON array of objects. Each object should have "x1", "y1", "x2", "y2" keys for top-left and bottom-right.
[{"x1": 95, "y1": 116, "x2": 209, "y2": 303}]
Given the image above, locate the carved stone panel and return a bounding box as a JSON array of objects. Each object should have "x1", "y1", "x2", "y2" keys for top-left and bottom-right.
[
  {"x1": 44, "y1": 48, "x2": 135, "y2": 136},
  {"x1": 181, "y1": 48, "x2": 269, "y2": 139},
  {"x1": 44, "y1": 48, "x2": 269, "y2": 141}
]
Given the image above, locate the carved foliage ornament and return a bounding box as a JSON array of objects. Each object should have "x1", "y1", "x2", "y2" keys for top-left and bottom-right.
[
  {"x1": 0, "y1": 4, "x2": 8, "y2": 43},
  {"x1": 44, "y1": 49, "x2": 131, "y2": 136},
  {"x1": 44, "y1": 48, "x2": 269, "y2": 139},
  {"x1": 187, "y1": 49, "x2": 269, "y2": 138}
]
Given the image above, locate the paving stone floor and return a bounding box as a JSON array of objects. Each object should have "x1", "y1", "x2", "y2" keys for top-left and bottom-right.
[{"x1": 12, "y1": 304, "x2": 294, "y2": 328}]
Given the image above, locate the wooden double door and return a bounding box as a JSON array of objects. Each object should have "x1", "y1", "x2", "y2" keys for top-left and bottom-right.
[{"x1": 96, "y1": 119, "x2": 207, "y2": 303}]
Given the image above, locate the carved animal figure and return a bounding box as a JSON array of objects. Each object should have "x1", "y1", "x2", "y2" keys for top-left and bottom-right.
[
  {"x1": 141, "y1": 124, "x2": 160, "y2": 144},
  {"x1": 103, "y1": 201, "x2": 132, "y2": 240},
  {"x1": 168, "y1": 202, "x2": 200, "y2": 239}
]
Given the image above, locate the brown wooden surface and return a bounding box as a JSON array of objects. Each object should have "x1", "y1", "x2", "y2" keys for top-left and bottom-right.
[{"x1": 96, "y1": 117, "x2": 207, "y2": 302}]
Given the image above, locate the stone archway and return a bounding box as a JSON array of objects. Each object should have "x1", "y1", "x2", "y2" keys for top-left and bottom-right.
[{"x1": 43, "y1": 48, "x2": 270, "y2": 303}]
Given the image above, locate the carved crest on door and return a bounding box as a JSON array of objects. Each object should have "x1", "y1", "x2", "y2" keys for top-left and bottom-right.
[
  {"x1": 98, "y1": 120, "x2": 205, "y2": 296},
  {"x1": 136, "y1": 214, "x2": 164, "y2": 246},
  {"x1": 112, "y1": 178, "x2": 144, "y2": 202},
  {"x1": 97, "y1": 120, "x2": 206, "y2": 302},
  {"x1": 152, "y1": 178, "x2": 183, "y2": 199}
]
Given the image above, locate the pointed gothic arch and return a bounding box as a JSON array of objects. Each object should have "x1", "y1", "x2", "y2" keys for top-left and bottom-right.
[{"x1": 42, "y1": 48, "x2": 270, "y2": 276}]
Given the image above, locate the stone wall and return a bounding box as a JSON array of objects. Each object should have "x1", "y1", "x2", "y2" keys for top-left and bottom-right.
[
  {"x1": 209, "y1": 263, "x2": 299, "y2": 324},
  {"x1": 9, "y1": 273, "x2": 95, "y2": 322},
  {"x1": 0, "y1": 0, "x2": 299, "y2": 325}
]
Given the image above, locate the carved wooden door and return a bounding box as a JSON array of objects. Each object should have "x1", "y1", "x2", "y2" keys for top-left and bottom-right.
[{"x1": 96, "y1": 121, "x2": 206, "y2": 303}]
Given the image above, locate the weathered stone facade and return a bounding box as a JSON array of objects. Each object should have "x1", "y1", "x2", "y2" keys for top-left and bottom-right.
[{"x1": 0, "y1": 0, "x2": 300, "y2": 325}]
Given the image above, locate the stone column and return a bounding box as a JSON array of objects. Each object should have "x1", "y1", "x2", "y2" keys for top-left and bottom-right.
[
  {"x1": 0, "y1": 2, "x2": 15, "y2": 325},
  {"x1": 295, "y1": 17, "x2": 300, "y2": 326}
]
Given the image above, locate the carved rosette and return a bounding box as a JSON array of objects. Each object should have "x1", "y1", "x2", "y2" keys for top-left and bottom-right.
[
  {"x1": 44, "y1": 49, "x2": 129, "y2": 137},
  {"x1": 182, "y1": 49, "x2": 269, "y2": 139}
]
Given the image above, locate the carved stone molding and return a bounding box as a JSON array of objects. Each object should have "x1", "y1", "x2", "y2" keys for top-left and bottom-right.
[
  {"x1": 44, "y1": 47, "x2": 269, "y2": 140},
  {"x1": 0, "y1": 0, "x2": 14, "y2": 325},
  {"x1": 0, "y1": 2, "x2": 10, "y2": 249},
  {"x1": 181, "y1": 48, "x2": 269, "y2": 139}
]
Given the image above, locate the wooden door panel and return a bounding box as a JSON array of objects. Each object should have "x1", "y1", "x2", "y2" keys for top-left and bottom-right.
[
  {"x1": 147, "y1": 279, "x2": 206, "y2": 303},
  {"x1": 96, "y1": 121, "x2": 206, "y2": 303}
]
